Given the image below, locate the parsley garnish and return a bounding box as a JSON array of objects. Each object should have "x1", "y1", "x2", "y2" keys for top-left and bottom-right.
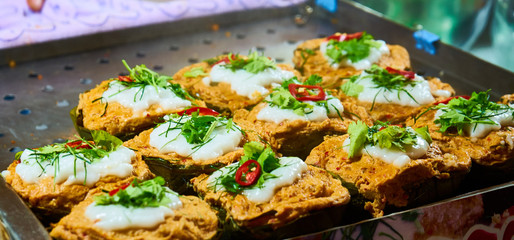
[
  {"x1": 341, "y1": 65, "x2": 419, "y2": 111},
  {"x1": 222, "y1": 52, "x2": 276, "y2": 74},
  {"x1": 210, "y1": 142, "x2": 280, "y2": 194},
  {"x1": 94, "y1": 177, "x2": 178, "y2": 208},
  {"x1": 346, "y1": 121, "x2": 431, "y2": 158},
  {"x1": 183, "y1": 66, "x2": 208, "y2": 78},
  {"x1": 325, "y1": 32, "x2": 381, "y2": 64},
  {"x1": 433, "y1": 91, "x2": 514, "y2": 135},
  {"x1": 109, "y1": 60, "x2": 192, "y2": 101}
]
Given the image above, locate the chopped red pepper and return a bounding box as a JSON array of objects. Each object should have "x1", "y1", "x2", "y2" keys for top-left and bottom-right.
[
  {"x1": 65, "y1": 140, "x2": 92, "y2": 149},
  {"x1": 235, "y1": 160, "x2": 261, "y2": 187},
  {"x1": 118, "y1": 75, "x2": 133, "y2": 82},
  {"x1": 433, "y1": 95, "x2": 470, "y2": 105},
  {"x1": 177, "y1": 107, "x2": 220, "y2": 116},
  {"x1": 385, "y1": 67, "x2": 416, "y2": 80},
  {"x1": 288, "y1": 83, "x2": 326, "y2": 101},
  {"x1": 326, "y1": 32, "x2": 363, "y2": 41},
  {"x1": 108, "y1": 182, "x2": 132, "y2": 196}
]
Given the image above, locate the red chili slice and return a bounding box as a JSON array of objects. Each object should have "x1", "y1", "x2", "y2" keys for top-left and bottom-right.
[
  {"x1": 385, "y1": 67, "x2": 416, "y2": 80},
  {"x1": 288, "y1": 83, "x2": 326, "y2": 101},
  {"x1": 235, "y1": 160, "x2": 261, "y2": 187},
  {"x1": 433, "y1": 95, "x2": 470, "y2": 105},
  {"x1": 177, "y1": 107, "x2": 220, "y2": 116},
  {"x1": 214, "y1": 54, "x2": 238, "y2": 65},
  {"x1": 108, "y1": 182, "x2": 132, "y2": 196},
  {"x1": 326, "y1": 32, "x2": 363, "y2": 41},
  {"x1": 118, "y1": 75, "x2": 133, "y2": 82},
  {"x1": 65, "y1": 140, "x2": 92, "y2": 149}
]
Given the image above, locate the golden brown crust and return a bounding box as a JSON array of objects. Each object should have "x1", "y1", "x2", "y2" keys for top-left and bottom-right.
[
  {"x1": 172, "y1": 57, "x2": 301, "y2": 115},
  {"x1": 305, "y1": 134, "x2": 471, "y2": 217},
  {"x1": 77, "y1": 80, "x2": 204, "y2": 137},
  {"x1": 191, "y1": 165, "x2": 349, "y2": 230},
  {"x1": 3, "y1": 155, "x2": 153, "y2": 215},
  {"x1": 336, "y1": 77, "x2": 455, "y2": 124},
  {"x1": 409, "y1": 108, "x2": 514, "y2": 168},
  {"x1": 292, "y1": 35, "x2": 411, "y2": 88},
  {"x1": 123, "y1": 128, "x2": 245, "y2": 167},
  {"x1": 49, "y1": 191, "x2": 218, "y2": 240},
  {"x1": 233, "y1": 102, "x2": 372, "y2": 159}
]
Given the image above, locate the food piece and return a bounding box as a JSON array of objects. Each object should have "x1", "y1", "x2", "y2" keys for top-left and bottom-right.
[
  {"x1": 124, "y1": 108, "x2": 246, "y2": 194},
  {"x1": 339, "y1": 65, "x2": 455, "y2": 123},
  {"x1": 305, "y1": 121, "x2": 471, "y2": 217},
  {"x1": 0, "y1": 131, "x2": 153, "y2": 217},
  {"x1": 410, "y1": 91, "x2": 514, "y2": 170},
  {"x1": 50, "y1": 177, "x2": 218, "y2": 240},
  {"x1": 292, "y1": 32, "x2": 411, "y2": 88},
  {"x1": 191, "y1": 142, "x2": 350, "y2": 237},
  {"x1": 75, "y1": 60, "x2": 203, "y2": 140},
  {"x1": 234, "y1": 75, "x2": 372, "y2": 159},
  {"x1": 172, "y1": 52, "x2": 300, "y2": 114}
]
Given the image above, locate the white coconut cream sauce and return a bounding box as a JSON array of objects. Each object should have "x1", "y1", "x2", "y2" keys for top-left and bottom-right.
[
  {"x1": 434, "y1": 108, "x2": 514, "y2": 138},
  {"x1": 343, "y1": 132, "x2": 430, "y2": 168},
  {"x1": 204, "y1": 63, "x2": 295, "y2": 99},
  {"x1": 149, "y1": 115, "x2": 243, "y2": 161},
  {"x1": 102, "y1": 81, "x2": 192, "y2": 115},
  {"x1": 208, "y1": 157, "x2": 308, "y2": 203},
  {"x1": 85, "y1": 191, "x2": 182, "y2": 231},
  {"x1": 256, "y1": 98, "x2": 344, "y2": 124},
  {"x1": 15, "y1": 146, "x2": 134, "y2": 186},
  {"x1": 353, "y1": 71, "x2": 435, "y2": 106},
  {"x1": 320, "y1": 39, "x2": 389, "y2": 70}
]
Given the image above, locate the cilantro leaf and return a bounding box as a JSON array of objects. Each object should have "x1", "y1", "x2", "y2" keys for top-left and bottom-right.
[
  {"x1": 326, "y1": 32, "x2": 378, "y2": 63},
  {"x1": 341, "y1": 77, "x2": 364, "y2": 97},
  {"x1": 183, "y1": 67, "x2": 208, "y2": 78},
  {"x1": 223, "y1": 52, "x2": 276, "y2": 74},
  {"x1": 91, "y1": 130, "x2": 123, "y2": 152},
  {"x1": 347, "y1": 121, "x2": 369, "y2": 158}
]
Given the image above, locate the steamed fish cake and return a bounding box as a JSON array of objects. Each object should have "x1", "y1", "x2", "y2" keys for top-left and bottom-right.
[
  {"x1": 191, "y1": 142, "x2": 350, "y2": 232},
  {"x1": 293, "y1": 32, "x2": 411, "y2": 88},
  {"x1": 305, "y1": 121, "x2": 471, "y2": 217},
  {"x1": 339, "y1": 65, "x2": 455, "y2": 123},
  {"x1": 173, "y1": 52, "x2": 300, "y2": 114},
  {"x1": 50, "y1": 177, "x2": 218, "y2": 240},
  {"x1": 76, "y1": 60, "x2": 202, "y2": 139},
  {"x1": 234, "y1": 75, "x2": 371, "y2": 158},
  {"x1": 1, "y1": 131, "x2": 153, "y2": 215}
]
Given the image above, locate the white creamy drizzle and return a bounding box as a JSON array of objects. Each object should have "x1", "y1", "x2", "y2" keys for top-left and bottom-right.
[
  {"x1": 149, "y1": 115, "x2": 243, "y2": 161},
  {"x1": 432, "y1": 89, "x2": 452, "y2": 98},
  {"x1": 320, "y1": 39, "x2": 389, "y2": 70},
  {"x1": 353, "y1": 71, "x2": 435, "y2": 106},
  {"x1": 343, "y1": 131, "x2": 430, "y2": 168},
  {"x1": 102, "y1": 81, "x2": 192, "y2": 116},
  {"x1": 208, "y1": 157, "x2": 308, "y2": 203},
  {"x1": 204, "y1": 63, "x2": 295, "y2": 99},
  {"x1": 256, "y1": 97, "x2": 344, "y2": 124},
  {"x1": 434, "y1": 108, "x2": 514, "y2": 138},
  {"x1": 15, "y1": 146, "x2": 134, "y2": 186},
  {"x1": 1, "y1": 170, "x2": 10, "y2": 178},
  {"x1": 85, "y1": 191, "x2": 182, "y2": 231}
]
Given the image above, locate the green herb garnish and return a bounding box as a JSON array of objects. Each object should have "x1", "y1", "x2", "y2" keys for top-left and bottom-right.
[
  {"x1": 433, "y1": 91, "x2": 514, "y2": 135},
  {"x1": 346, "y1": 121, "x2": 431, "y2": 158},
  {"x1": 325, "y1": 32, "x2": 381, "y2": 64},
  {"x1": 222, "y1": 52, "x2": 276, "y2": 74},
  {"x1": 210, "y1": 142, "x2": 281, "y2": 194},
  {"x1": 183, "y1": 66, "x2": 208, "y2": 78},
  {"x1": 95, "y1": 177, "x2": 177, "y2": 208},
  {"x1": 341, "y1": 65, "x2": 419, "y2": 111}
]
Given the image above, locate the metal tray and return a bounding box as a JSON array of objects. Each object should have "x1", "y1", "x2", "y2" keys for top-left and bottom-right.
[{"x1": 1, "y1": 0, "x2": 513, "y2": 238}]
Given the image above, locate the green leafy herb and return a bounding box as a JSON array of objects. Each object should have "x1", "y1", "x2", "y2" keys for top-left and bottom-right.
[
  {"x1": 223, "y1": 52, "x2": 276, "y2": 74},
  {"x1": 342, "y1": 65, "x2": 419, "y2": 111},
  {"x1": 109, "y1": 60, "x2": 192, "y2": 101},
  {"x1": 433, "y1": 91, "x2": 514, "y2": 135},
  {"x1": 210, "y1": 142, "x2": 281, "y2": 194},
  {"x1": 325, "y1": 32, "x2": 381, "y2": 63},
  {"x1": 94, "y1": 177, "x2": 178, "y2": 208},
  {"x1": 346, "y1": 121, "x2": 430, "y2": 158},
  {"x1": 183, "y1": 66, "x2": 208, "y2": 78},
  {"x1": 295, "y1": 48, "x2": 315, "y2": 74}
]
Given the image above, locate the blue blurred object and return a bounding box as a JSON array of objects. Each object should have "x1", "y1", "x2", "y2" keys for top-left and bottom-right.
[
  {"x1": 413, "y1": 29, "x2": 440, "y2": 55},
  {"x1": 316, "y1": 0, "x2": 338, "y2": 12}
]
